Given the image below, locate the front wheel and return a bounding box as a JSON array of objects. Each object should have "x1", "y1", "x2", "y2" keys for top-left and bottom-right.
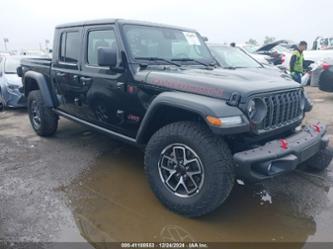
[
  {"x1": 144, "y1": 121, "x2": 235, "y2": 217},
  {"x1": 27, "y1": 90, "x2": 58, "y2": 137}
]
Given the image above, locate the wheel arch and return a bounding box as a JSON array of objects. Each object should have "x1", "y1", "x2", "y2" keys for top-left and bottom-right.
[
  {"x1": 137, "y1": 104, "x2": 206, "y2": 145},
  {"x1": 23, "y1": 71, "x2": 56, "y2": 107}
]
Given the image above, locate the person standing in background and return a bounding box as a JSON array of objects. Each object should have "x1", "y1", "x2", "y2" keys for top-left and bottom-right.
[{"x1": 290, "y1": 41, "x2": 307, "y2": 83}]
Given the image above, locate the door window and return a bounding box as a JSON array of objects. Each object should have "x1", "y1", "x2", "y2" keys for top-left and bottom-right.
[
  {"x1": 87, "y1": 30, "x2": 117, "y2": 66},
  {"x1": 59, "y1": 31, "x2": 80, "y2": 63}
]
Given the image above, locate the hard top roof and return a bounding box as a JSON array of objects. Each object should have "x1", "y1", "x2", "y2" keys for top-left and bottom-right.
[{"x1": 55, "y1": 18, "x2": 196, "y2": 32}]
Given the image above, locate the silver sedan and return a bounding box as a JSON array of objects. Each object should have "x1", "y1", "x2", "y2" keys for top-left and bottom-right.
[{"x1": 0, "y1": 56, "x2": 26, "y2": 109}]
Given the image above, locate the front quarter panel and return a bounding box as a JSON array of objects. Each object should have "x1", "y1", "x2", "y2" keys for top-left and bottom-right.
[{"x1": 136, "y1": 91, "x2": 250, "y2": 144}]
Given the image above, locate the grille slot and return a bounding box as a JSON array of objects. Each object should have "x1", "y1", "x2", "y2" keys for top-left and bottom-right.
[{"x1": 262, "y1": 90, "x2": 303, "y2": 131}]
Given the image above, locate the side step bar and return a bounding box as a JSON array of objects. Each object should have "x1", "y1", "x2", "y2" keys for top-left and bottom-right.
[{"x1": 53, "y1": 109, "x2": 137, "y2": 145}]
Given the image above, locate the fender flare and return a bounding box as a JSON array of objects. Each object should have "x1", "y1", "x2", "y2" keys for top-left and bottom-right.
[
  {"x1": 23, "y1": 71, "x2": 56, "y2": 107},
  {"x1": 136, "y1": 91, "x2": 249, "y2": 144}
]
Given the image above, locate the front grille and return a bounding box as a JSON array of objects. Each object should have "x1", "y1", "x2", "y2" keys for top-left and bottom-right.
[{"x1": 261, "y1": 90, "x2": 303, "y2": 131}]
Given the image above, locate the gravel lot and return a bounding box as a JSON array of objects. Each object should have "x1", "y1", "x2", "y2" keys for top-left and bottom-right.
[{"x1": 1, "y1": 87, "x2": 333, "y2": 246}]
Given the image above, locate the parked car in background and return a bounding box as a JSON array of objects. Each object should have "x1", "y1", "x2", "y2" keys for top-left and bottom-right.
[
  {"x1": 232, "y1": 42, "x2": 331, "y2": 87},
  {"x1": 254, "y1": 40, "x2": 294, "y2": 66},
  {"x1": 209, "y1": 44, "x2": 316, "y2": 87},
  {"x1": 19, "y1": 49, "x2": 52, "y2": 58},
  {"x1": 304, "y1": 49, "x2": 333, "y2": 64},
  {"x1": 312, "y1": 36, "x2": 333, "y2": 50},
  {"x1": 280, "y1": 43, "x2": 333, "y2": 72},
  {"x1": 252, "y1": 40, "x2": 332, "y2": 73},
  {"x1": 209, "y1": 44, "x2": 282, "y2": 72},
  {"x1": 309, "y1": 59, "x2": 333, "y2": 92},
  {"x1": 0, "y1": 56, "x2": 26, "y2": 109}
]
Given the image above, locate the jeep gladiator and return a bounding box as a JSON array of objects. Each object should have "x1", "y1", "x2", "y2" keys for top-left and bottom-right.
[{"x1": 18, "y1": 19, "x2": 332, "y2": 217}]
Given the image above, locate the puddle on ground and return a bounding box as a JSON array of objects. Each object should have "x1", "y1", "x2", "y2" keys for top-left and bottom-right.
[{"x1": 64, "y1": 145, "x2": 333, "y2": 245}]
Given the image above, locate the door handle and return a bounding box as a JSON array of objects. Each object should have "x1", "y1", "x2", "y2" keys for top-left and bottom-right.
[
  {"x1": 116, "y1": 82, "x2": 125, "y2": 89},
  {"x1": 80, "y1": 76, "x2": 92, "y2": 86},
  {"x1": 80, "y1": 76, "x2": 92, "y2": 81},
  {"x1": 56, "y1": 72, "x2": 65, "y2": 77}
]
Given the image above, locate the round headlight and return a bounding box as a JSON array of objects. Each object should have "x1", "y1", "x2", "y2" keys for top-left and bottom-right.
[
  {"x1": 247, "y1": 98, "x2": 267, "y2": 123},
  {"x1": 247, "y1": 100, "x2": 256, "y2": 119}
]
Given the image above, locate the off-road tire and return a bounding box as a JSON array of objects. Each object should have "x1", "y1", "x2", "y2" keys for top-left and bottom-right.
[
  {"x1": 305, "y1": 148, "x2": 333, "y2": 171},
  {"x1": 144, "y1": 121, "x2": 235, "y2": 217},
  {"x1": 27, "y1": 90, "x2": 58, "y2": 137}
]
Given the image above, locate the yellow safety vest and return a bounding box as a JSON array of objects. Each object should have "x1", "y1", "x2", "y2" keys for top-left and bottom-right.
[{"x1": 291, "y1": 50, "x2": 304, "y2": 73}]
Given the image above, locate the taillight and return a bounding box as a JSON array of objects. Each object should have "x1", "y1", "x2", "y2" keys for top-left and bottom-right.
[{"x1": 322, "y1": 63, "x2": 330, "y2": 71}]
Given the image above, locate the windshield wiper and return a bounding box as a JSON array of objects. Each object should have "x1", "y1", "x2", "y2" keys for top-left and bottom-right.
[
  {"x1": 223, "y1": 66, "x2": 246, "y2": 69},
  {"x1": 171, "y1": 58, "x2": 214, "y2": 67},
  {"x1": 135, "y1": 57, "x2": 181, "y2": 67}
]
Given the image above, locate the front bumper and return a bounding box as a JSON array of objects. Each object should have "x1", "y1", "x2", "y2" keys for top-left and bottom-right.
[{"x1": 233, "y1": 123, "x2": 329, "y2": 182}]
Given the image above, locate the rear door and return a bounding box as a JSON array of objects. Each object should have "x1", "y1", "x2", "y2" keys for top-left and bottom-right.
[{"x1": 52, "y1": 28, "x2": 83, "y2": 116}]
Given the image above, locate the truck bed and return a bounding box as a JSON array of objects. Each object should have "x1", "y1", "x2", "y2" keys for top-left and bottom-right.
[{"x1": 21, "y1": 57, "x2": 52, "y2": 78}]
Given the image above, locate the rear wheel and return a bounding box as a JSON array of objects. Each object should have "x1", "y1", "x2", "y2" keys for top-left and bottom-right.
[
  {"x1": 27, "y1": 90, "x2": 58, "y2": 137},
  {"x1": 144, "y1": 121, "x2": 235, "y2": 217}
]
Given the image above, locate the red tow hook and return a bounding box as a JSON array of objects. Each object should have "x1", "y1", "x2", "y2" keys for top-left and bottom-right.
[
  {"x1": 312, "y1": 124, "x2": 321, "y2": 133},
  {"x1": 280, "y1": 139, "x2": 288, "y2": 150}
]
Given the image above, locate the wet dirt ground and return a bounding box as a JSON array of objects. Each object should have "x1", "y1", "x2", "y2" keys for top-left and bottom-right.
[{"x1": 1, "y1": 87, "x2": 333, "y2": 247}]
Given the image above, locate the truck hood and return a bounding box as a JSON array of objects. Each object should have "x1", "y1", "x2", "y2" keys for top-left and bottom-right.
[{"x1": 138, "y1": 67, "x2": 300, "y2": 101}]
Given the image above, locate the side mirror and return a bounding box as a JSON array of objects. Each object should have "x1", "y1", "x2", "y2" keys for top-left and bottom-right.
[
  {"x1": 202, "y1": 36, "x2": 209, "y2": 42},
  {"x1": 97, "y1": 47, "x2": 117, "y2": 68},
  {"x1": 17, "y1": 66, "x2": 23, "y2": 77}
]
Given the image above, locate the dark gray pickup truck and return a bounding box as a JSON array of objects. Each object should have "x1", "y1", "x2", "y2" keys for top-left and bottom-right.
[{"x1": 17, "y1": 19, "x2": 332, "y2": 217}]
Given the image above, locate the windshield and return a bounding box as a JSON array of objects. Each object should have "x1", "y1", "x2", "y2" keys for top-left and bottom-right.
[
  {"x1": 242, "y1": 45, "x2": 259, "y2": 53},
  {"x1": 209, "y1": 46, "x2": 261, "y2": 68},
  {"x1": 122, "y1": 25, "x2": 215, "y2": 65},
  {"x1": 4, "y1": 58, "x2": 20, "y2": 74}
]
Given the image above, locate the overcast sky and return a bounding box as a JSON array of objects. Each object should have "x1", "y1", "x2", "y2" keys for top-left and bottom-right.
[{"x1": 1, "y1": 0, "x2": 332, "y2": 51}]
